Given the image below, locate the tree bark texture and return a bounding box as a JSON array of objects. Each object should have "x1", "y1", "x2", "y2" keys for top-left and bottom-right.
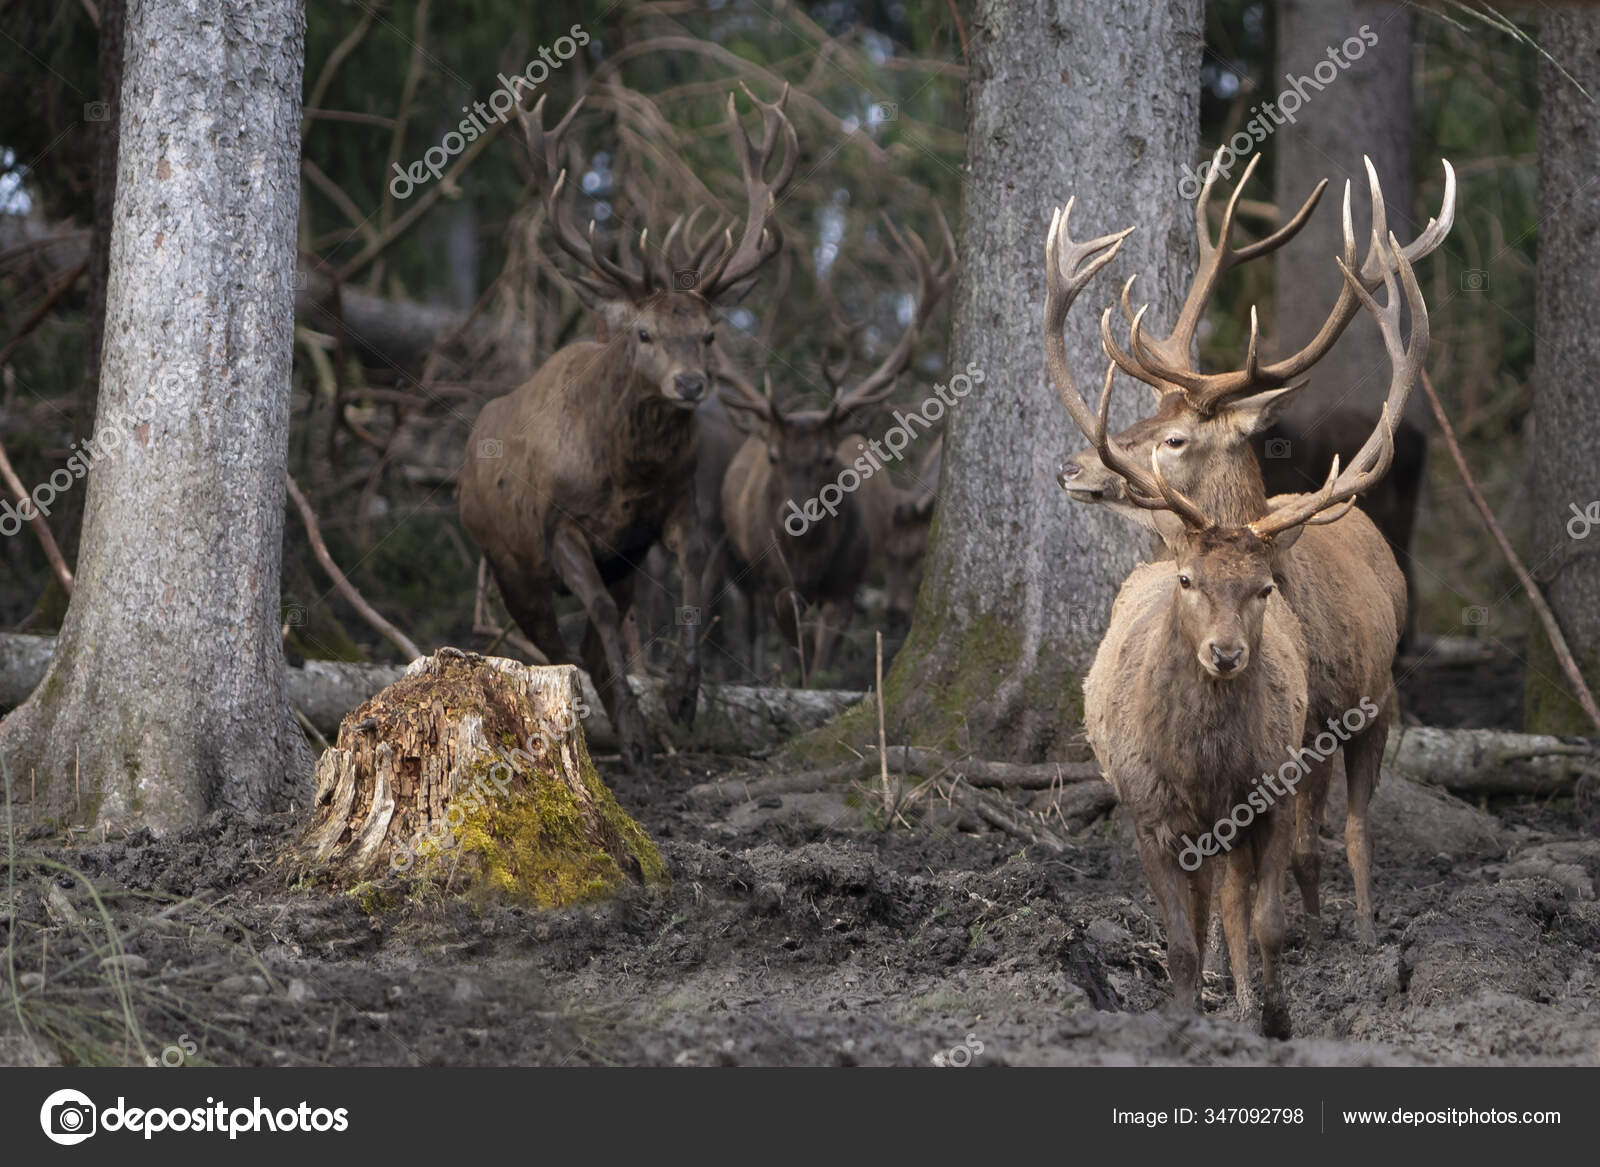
[
  {"x1": 0, "y1": 0, "x2": 313, "y2": 831},
  {"x1": 1526, "y1": 8, "x2": 1600, "y2": 734},
  {"x1": 872, "y1": 0, "x2": 1202, "y2": 761}
]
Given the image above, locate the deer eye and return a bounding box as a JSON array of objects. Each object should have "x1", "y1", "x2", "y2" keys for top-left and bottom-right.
[
  {"x1": 703, "y1": 332, "x2": 715, "y2": 346},
  {"x1": 1164, "y1": 436, "x2": 1187, "y2": 449},
  {"x1": 1177, "y1": 574, "x2": 1192, "y2": 589},
  {"x1": 1259, "y1": 583, "x2": 1274, "y2": 599},
  {"x1": 638, "y1": 329, "x2": 651, "y2": 343}
]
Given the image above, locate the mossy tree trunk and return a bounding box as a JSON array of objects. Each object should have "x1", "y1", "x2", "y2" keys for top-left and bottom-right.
[
  {"x1": 294, "y1": 651, "x2": 664, "y2": 907},
  {"x1": 873, "y1": 0, "x2": 1202, "y2": 761},
  {"x1": 1526, "y1": 8, "x2": 1600, "y2": 734},
  {"x1": 0, "y1": 0, "x2": 313, "y2": 830}
]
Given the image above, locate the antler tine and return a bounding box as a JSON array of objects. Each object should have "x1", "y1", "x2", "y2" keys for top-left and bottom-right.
[
  {"x1": 1136, "y1": 152, "x2": 1327, "y2": 378},
  {"x1": 583, "y1": 219, "x2": 651, "y2": 297},
  {"x1": 516, "y1": 95, "x2": 652, "y2": 300},
  {"x1": 1043, "y1": 198, "x2": 1137, "y2": 441},
  {"x1": 699, "y1": 84, "x2": 798, "y2": 300},
  {"x1": 715, "y1": 359, "x2": 778, "y2": 424},
  {"x1": 1130, "y1": 156, "x2": 1452, "y2": 415},
  {"x1": 1248, "y1": 454, "x2": 1345, "y2": 541},
  {"x1": 1198, "y1": 156, "x2": 1454, "y2": 411},
  {"x1": 1089, "y1": 363, "x2": 1212, "y2": 530},
  {"x1": 1248, "y1": 218, "x2": 1431, "y2": 541},
  {"x1": 825, "y1": 210, "x2": 956, "y2": 422}
]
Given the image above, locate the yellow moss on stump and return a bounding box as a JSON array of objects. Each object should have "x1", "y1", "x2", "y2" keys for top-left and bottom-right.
[{"x1": 292, "y1": 649, "x2": 665, "y2": 908}]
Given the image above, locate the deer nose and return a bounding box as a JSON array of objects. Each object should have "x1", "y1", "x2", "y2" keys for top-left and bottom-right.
[
  {"x1": 1057, "y1": 462, "x2": 1081, "y2": 489},
  {"x1": 674, "y1": 373, "x2": 706, "y2": 402},
  {"x1": 1210, "y1": 644, "x2": 1245, "y2": 673}
]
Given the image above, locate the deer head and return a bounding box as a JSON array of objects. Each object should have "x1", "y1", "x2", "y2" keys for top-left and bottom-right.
[
  {"x1": 1049, "y1": 149, "x2": 1454, "y2": 529},
  {"x1": 517, "y1": 85, "x2": 798, "y2": 408},
  {"x1": 719, "y1": 211, "x2": 954, "y2": 517},
  {"x1": 1044, "y1": 189, "x2": 1433, "y2": 680}
]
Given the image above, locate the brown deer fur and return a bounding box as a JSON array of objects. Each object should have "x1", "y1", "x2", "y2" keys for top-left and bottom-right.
[
  {"x1": 459, "y1": 89, "x2": 796, "y2": 771},
  {"x1": 1086, "y1": 526, "x2": 1309, "y2": 1035}
]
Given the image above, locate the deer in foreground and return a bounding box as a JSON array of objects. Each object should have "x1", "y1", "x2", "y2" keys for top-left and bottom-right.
[
  {"x1": 1053, "y1": 151, "x2": 1453, "y2": 946},
  {"x1": 1046, "y1": 195, "x2": 1429, "y2": 1035},
  {"x1": 719, "y1": 216, "x2": 953, "y2": 680},
  {"x1": 459, "y1": 88, "x2": 796, "y2": 772}
]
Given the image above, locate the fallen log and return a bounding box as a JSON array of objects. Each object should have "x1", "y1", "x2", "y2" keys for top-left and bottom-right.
[
  {"x1": 1383, "y1": 726, "x2": 1600, "y2": 796},
  {"x1": 0, "y1": 634, "x2": 861, "y2": 755},
  {"x1": 290, "y1": 650, "x2": 664, "y2": 905},
  {"x1": 685, "y1": 746, "x2": 1103, "y2": 808}
]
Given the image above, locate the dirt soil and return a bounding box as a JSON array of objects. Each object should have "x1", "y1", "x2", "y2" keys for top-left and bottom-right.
[{"x1": 4, "y1": 730, "x2": 1600, "y2": 1067}]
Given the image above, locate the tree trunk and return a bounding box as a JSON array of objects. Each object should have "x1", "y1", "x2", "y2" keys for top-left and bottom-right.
[
  {"x1": 1272, "y1": 1, "x2": 1415, "y2": 426},
  {"x1": 1268, "y1": 1, "x2": 1420, "y2": 625},
  {"x1": 1527, "y1": 8, "x2": 1600, "y2": 733},
  {"x1": 0, "y1": 0, "x2": 313, "y2": 832},
  {"x1": 83, "y1": 0, "x2": 126, "y2": 417},
  {"x1": 292, "y1": 651, "x2": 665, "y2": 904},
  {"x1": 867, "y1": 0, "x2": 1202, "y2": 761}
]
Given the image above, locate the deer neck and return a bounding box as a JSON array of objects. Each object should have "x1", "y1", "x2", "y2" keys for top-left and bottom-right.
[
  {"x1": 609, "y1": 367, "x2": 694, "y2": 475},
  {"x1": 1193, "y1": 451, "x2": 1271, "y2": 526}
]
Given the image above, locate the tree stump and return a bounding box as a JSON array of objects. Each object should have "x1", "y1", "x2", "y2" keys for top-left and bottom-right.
[{"x1": 291, "y1": 649, "x2": 665, "y2": 906}]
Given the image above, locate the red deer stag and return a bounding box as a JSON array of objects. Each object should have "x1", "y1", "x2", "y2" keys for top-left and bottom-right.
[
  {"x1": 719, "y1": 216, "x2": 953, "y2": 680},
  {"x1": 459, "y1": 88, "x2": 796, "y2": 772},
  {"x1": 1045, "y1": 199, "x2": 1429, "y2": 1034},
  {"x1": 1054, "y1": 153, "x2": 1453, "y2": 946}
]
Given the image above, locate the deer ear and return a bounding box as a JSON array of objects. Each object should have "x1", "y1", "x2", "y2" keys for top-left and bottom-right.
[
  {"x1": 1220, "y1": 385, "x2": 1298, "y2": 435},
  {"x1": 1271, "y1": 523, "x2": 1307, "y2": 552}
]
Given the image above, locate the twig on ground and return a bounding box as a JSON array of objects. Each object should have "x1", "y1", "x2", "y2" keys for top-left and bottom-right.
[
  {"x1": 0, "y1": 438, "x2": 73, "y2": 594},
  {"x1": 284, "y1": 474, "x2": 422, "y2": 661}
]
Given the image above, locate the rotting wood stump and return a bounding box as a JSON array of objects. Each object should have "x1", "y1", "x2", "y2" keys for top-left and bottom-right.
[{"x1": 292, "y1": 648, "x2": 665, "y2": 906}]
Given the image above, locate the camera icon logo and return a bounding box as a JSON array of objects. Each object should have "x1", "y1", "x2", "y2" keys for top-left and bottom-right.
[
  {"x1": 40, "y1": 1089, "x2": 97, "y2": 1145},
  {"x1": 1264, "y1": 437, "x2": 1292, "y2": 459},
  {"x1": 84, "y1": 101, "x2": 111, "y2": 123},
  {"x1": 477, "y1": 438, "x2": 505, "y2": 460},
  {"x1": 1462, "y1": 605, "x2": 1490, "y2": 627},
  {"x1": 675, "y1": 606, "x2": 701, "y2": 627},
  {"x1": 1461, "y1": 269, "x2": 1489, "y2": 292},
  {"x1": 672, "y1": 268, "x2": 699, "y2": 291},
  {"x1": 283, "y1": 602, "x2": 307, "y2": 628},
  {"x1": 872, "y1": 101, "x2": 899, "y2": 124}
]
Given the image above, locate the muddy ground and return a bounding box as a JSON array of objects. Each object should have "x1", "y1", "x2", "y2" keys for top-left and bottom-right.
[{"x1": 2, "y1": 646, "x2": 1599, "y2": 1068}]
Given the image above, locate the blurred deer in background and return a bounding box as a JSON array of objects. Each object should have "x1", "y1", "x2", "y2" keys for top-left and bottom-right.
[
  {"x1": 459, "y1": 86, "x2": 796, "y2": 772},
  {"x1": 1045, "y1": 191, "x2": 1430, "y2": 1034},
  {"x1": 719, "y1": 215, "x2": 953, "y2": 681},
  {"x1": 852, "y1": 431, "x2": 942, "y2": 638},
  {"x1": 1054, "y1": 152, "x2": 1452, "y2": 945}
]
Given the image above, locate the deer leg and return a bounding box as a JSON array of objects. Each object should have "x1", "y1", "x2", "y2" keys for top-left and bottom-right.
[
  {"x1": 1290, "y1": 749, "x2": 1336, "y2": 943},
  {"x1": 1135, "y1": 832, "x2": 1200, "y2": 1013},
  {"x1": 1252, "y1": 813, "x2": 1294, "y2": 1040},
  {"x1": 663, "y1": 499, "x2": 705, "y2": 727},
  {"x1": 812, "y1": 598, "x2": 852, "y2": 677},
  {"x1": 489, "y1": 559, "x2": 568, "y2": 666},
  {"x1": 550, "y1": 524, "x2": 651, "y2": 774},
  {"x1": 1188, "y1": 859, "x2": 1215, "y2": 967},
  {"x1": 1219, "y1": 849, "x2": 1258, "y2": 1021},
  {"x1": 1342, "y1": 720, "x2": 1386, "y2": 948}
]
